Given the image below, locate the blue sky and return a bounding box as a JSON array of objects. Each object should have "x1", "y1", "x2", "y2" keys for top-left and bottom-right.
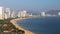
[{"x1": 0, "y1": 0, "x2": 60, "y2": 12}]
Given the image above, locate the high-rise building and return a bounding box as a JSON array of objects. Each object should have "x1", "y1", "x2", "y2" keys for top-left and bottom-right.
[
  {"x1": 58, "y1": 12, "x2": 60, "y2": 15},
  {"x1": 11, "y1": 10, "x2": 15, "y2": 18},
  {"x1": 0, "y1": 7, "x2": 4, "y2": 19},
  {"x1": 20, "y1": 10, "x2": 27, "y2": 18},
  {"x1": 5, "y1": 8, "x2": 11, "y2": 18},
  {"x1": 41, "y1": 12, "x2": 46, "y2": 16},
  {"x1": 11, "y1": 10, "x2": 17, "y2": 18},
  {"x1": 4, "y1": 13, "x2": 8, "y2": 19},
  {"x1": 18, "y1": 11, "x2": 20, "y2": 17}
]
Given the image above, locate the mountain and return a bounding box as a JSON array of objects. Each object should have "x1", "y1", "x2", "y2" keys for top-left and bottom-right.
[{"x1": 46, "y1": 10, "x2": 60, "y2": 15}]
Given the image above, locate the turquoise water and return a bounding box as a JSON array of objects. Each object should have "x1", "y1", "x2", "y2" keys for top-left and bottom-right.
[{"x1": 16, "y1": 16, "x2": 60, "y2": 34}]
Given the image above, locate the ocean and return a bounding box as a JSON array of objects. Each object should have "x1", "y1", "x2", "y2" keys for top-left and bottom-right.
[{"x1": 16, "y1": 16, "x2": 60, "y2": 34}]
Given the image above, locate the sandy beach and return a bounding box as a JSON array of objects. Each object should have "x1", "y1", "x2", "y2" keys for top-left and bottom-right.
[{"x1": 10, "y1": 18, "x2": 34, "y2": 34}]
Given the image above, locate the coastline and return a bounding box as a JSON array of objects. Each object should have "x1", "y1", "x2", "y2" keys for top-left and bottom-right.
[{"x1": 10, "y1": 18, "x2": 34, "y2": 34}]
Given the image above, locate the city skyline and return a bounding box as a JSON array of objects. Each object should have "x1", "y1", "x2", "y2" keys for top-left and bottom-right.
[
  {"x1": 0, "y1": 0, "x2": 60, "y2": 13},
  {"x1": 0, "y1": 6, "x2": 33, "y2": 19},
  {"x1": 0, "y1": 6, "x2": 60, "y2": 20}
]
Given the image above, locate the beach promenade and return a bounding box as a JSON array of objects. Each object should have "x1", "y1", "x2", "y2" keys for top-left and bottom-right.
[{"x1": 10, "y1": 18, "x2": 34, "y2": 34}]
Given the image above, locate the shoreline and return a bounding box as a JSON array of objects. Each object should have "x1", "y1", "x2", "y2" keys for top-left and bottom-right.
[{"x1": 10, "y1": 18, "x2": 34, "y2": 34}]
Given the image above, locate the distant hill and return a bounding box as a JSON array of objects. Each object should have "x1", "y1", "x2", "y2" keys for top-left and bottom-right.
[{"x1": 46, "y1": 10, "x2": 60, "y2": 15}]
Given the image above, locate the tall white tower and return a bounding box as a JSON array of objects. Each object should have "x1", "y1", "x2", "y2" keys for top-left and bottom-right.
[{"x1": 0, "y1": 7, "x2": 4, "y2": 20}]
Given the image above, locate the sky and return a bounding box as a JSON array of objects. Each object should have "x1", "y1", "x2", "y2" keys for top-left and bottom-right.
[{"x1": 0, "y1": 0, "x2": 60, "y2": 13}]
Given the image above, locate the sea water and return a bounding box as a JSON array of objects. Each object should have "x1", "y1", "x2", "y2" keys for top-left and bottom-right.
[{"x1": 16, "y1": 16, "x2": 60, "y2": 34}]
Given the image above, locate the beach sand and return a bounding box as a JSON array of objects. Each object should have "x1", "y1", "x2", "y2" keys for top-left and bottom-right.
[{"x1": 10, "y1": 18, "x2": 34, "y2": 34}]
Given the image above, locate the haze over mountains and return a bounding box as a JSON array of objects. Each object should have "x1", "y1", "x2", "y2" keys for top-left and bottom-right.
[
  {"x1": 27, "y1": 10, "x2": 60, "y2": 15},
  {"x1": 46, "y1": 10, "x2": 60, "y2": 15}
]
